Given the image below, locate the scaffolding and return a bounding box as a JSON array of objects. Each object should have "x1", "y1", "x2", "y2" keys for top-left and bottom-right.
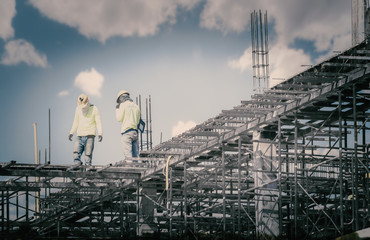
[
  {"x1": 1, "y1": 34, "x2": 370, "y2": 240},
  {"x1": 1, "y1": 39, "x2": 369, "y2": 239}
]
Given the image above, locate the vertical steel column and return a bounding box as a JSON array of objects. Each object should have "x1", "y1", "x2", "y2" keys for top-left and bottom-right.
[
  {"x1": 294, "y1": 111, "x2": 298, "y2": 238},
  {"x1": 251, "y1": 12, "x2": 256, "y2": 92},
  {"x1": 353, "y1": 84, "x2": 359, "y2": 230},
  {"x1": 255, "y1": 11, "x2": 261, "y2": 92},
  {"x1": 251, "y1": 10, "x2": 269, "y2": 93},
  {"x1": 16, "y1": 192, "x2": 19, "y2": 219},
  {"x1": 237, "y1": 138, "x2": 241, "y2": 239},
  {"x1": 1, "y1": 190, "x2": 3, "y2": 231},
  {"x1": 139, "y1": 95, "x2": 143, "y2": 151},
  {"x1": 120, "y1": 189, "x2": 124, "y2": 237},
  {"x1": 247, "y1": 154, "x2": 250, "y2": 236},
  {"x1": 344, "y1": 119, "x2": 349, "y2": 174},
  {"x1": 149, "y1": 95, "x2": 153, "y2": 149},
  {"x1": 37, "y1": 149, "x2": 41, "y2": 219},
  {"x1": 222, "y1": 143, "x2": 226, "y2": 237},
  {"x1": 184, "y1": 159, "x2": 188, "y2": 236},
  {"x1": 146, "y1": 98, "x2": 149, "y2": 150},
  {"x1": 365, "y1": 112, "x2": 370, "y2": 226},
  {"x1": 264, "y1": 11, "x2": 269, "y2": 90},
  {"x1": 338, "y1": 91, "x2": 344, "y2": 234},
  {"x1": 136, "y1": 181, "x2": 140, "y2": 236},
  {"x1": 100, "y1": 188, "x2": 105, "y2": 235},
  {"x1": 33, "y1": 123, "x2": 40, "y2": 216},
  {"x1": 48, "y1": 108, "x2": 51, "y2": 164},
  {"x1": 302, "y1": 135, "x2": 308, "y2": 235},
  {"x1": 351, "y1": 143, "x2": 356, "y2": 232},
  {"x1": 44, "y1": 149, "x2": 48, "y2": 202},
  {"x1": 26, "y1": 176, "x2": 29, "y2": 222},
  {"x1": 169, "y1": 167, "x2": 173, "y2": 239},
  {"x1": 286, "y1": 141, "x2": 291, "y2": 228},
  {"x1": 278, "y1": 118, "x2": 283, "y2": 234},
  {"x1": 259, "y1": 10, "x2": 265, "y2": 91},
  {"x1": 259, "y1": 10, "x2": 269, "y2": 91},
  {"x1": 6, "y1": 189, "x2": 9, "y2": 231}
]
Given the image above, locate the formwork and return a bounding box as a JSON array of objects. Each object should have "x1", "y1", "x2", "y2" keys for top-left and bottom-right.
[{"x1": 0, "y1": 40, "x2": 369, "y2": 239}]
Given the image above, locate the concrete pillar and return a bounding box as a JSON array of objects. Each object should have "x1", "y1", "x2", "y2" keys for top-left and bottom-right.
[
  {"x1": 365, "y1": 5, "x2": 370, "y2": 40},
  {"x1": 253, "y1": 131, "x2": 279, "y2": 238},
  {"x1": 139, "y1": 187, "x2": 156, "y2": 235},
  {"x1": 352, "y1": 0, "x2": 367, "y2": 45}
]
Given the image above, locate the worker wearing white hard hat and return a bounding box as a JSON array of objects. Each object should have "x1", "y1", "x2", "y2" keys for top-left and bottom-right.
[
  {"x1": 115, "y1": 90, "x2": 141, "y2": 159},
  {"x1": 69, "y1": 93, "x2": 103, "y2": 166}
]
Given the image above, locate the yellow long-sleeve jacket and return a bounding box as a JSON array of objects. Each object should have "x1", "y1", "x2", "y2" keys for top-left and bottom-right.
[
  {"x1": 115, "y1": 100, "x2": 140, "y2": 134},
  {"x1": 69, "y1": 105, "x2": 103, "y2": 136}
]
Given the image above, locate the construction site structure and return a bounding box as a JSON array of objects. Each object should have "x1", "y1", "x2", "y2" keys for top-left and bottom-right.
[
  {"x1": 1, "y1": 39, "x2": 370, "y2": 240},
  {"x1": 1, "y1": 4, "x2": 370, "y2": 240}
]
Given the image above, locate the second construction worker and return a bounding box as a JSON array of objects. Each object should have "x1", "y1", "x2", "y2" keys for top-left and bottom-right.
[
  {"x1": 115, "y1": 90, "x2": 140, "y2": 159},
  {"x1": 69, "y1": 93, "x2": 103, "y2": 165}
]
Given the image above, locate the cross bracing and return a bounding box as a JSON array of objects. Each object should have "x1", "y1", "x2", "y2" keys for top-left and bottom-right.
[{"x1": 1, "y1": 40, "x2": 370, "y2": 239}]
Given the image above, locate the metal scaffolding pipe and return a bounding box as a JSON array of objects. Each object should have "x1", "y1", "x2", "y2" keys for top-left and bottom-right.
[
  {"x1": 339, "y1": 91, "x2": 344, "y2": 235},
  {"x1": 146, "y1": 98, "x2": 149, "y2": 150},
  {"x1": 278, "y1": 118, "x2": 283, "y2": 234},
  {"x1": 169, "y1": 167, "x2": 173, "y2": 239},
  {"x1": 184, "y1": 159, "x2": 188, "y2": 236},
  {"x1": 48, "y1": 108, "x2": 51, "y2": 164},
  {"x1": 294, "y1": 111, "x2": 298, "y2": 238},
  {"x1": 149, "y1": 95, "x2": 153, "y2": 149},
  {"x1": 353, "y1": 84, "x2": 359, "y2": 231},
  {"x1": 237, "y1": 137, "x2": 241, "y2": 239},
  {"x1": 222, "y1": 143, "x2": 226, "y2": 236}
]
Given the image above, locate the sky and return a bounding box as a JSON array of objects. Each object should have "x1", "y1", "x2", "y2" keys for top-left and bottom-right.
[{"x1": 0, "y1": 0, "x2": 354, "y2": 166}]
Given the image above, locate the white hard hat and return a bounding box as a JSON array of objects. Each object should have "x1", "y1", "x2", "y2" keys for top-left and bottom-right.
[
  {"x1": 117, "y1": 90, "x2": 129, "y2": 101},
  {"x1": 77, "y1": 93, "x2": 89, "y2": 107}
]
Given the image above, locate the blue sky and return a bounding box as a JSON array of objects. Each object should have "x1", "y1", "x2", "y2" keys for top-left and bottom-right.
[{"x1": 0, "y1": 0, "x2": 354, "y2": 166}]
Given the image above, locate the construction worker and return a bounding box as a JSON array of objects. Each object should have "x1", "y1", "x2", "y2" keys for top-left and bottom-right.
[
  {"x1": 69, "y1": 93, "x2": 103, "y2": 165},
  {"x1": 115, "y1": 90, "x2": 140, "y2": 159}
]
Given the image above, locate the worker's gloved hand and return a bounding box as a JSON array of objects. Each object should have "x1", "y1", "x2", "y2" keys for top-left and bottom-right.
[
  {"x1": 68, "y1": 134, "x2": 73, "y2": 141},
  {"x1": 116, "y1": 103, "x2": 120, "y2": 109},
  {"x1": 98, "y1": 135, "x2": 103, "y2": 142}
]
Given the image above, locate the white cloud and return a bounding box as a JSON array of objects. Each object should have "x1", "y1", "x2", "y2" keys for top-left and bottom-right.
[
  {"x1": 172, "y1": 120, "x2": 196, "y2": 137},
  {"x1": 0, "y1": 0, "x2": 16, "y2": 40},
  {"x1": 58, "y1": 90, "x2": 69, "y2": 97},
  {"x1": 268, "y1": 43, "x2": 312, "y2": 87},
  {"x1": 74, "y1": 68, "x2": 104, "y2": 97},
  {"x1": 29, "y1": 0, "x2": 200, "y2": 43},
  {"x1": 267, "y1": 0, "x2": 351, "y2": 53},
  {"x1": 1, "y1": 39, "x2": 48, "y2": 67},
  {"x1": 200, "y1": 0, "x2": 250, "y2": 34},
  {"x1": 228, "y1": 47, "x2": 252, "y2": 73},
  {"x1": 316, "y1": 31, "x2": 353, "y2": 64},
  {"x1": 228, "y1": 42, "x2": 312, "y2": 87},
  {"x1": 219, "y1": 0, "x2": 352, "y2": 87},
  {"x1": 201, "y1": 0, "x2": 352, "y2": 55},
  {"x1": 177, "y1": 0, "x2": 200, "y2": 10}
]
